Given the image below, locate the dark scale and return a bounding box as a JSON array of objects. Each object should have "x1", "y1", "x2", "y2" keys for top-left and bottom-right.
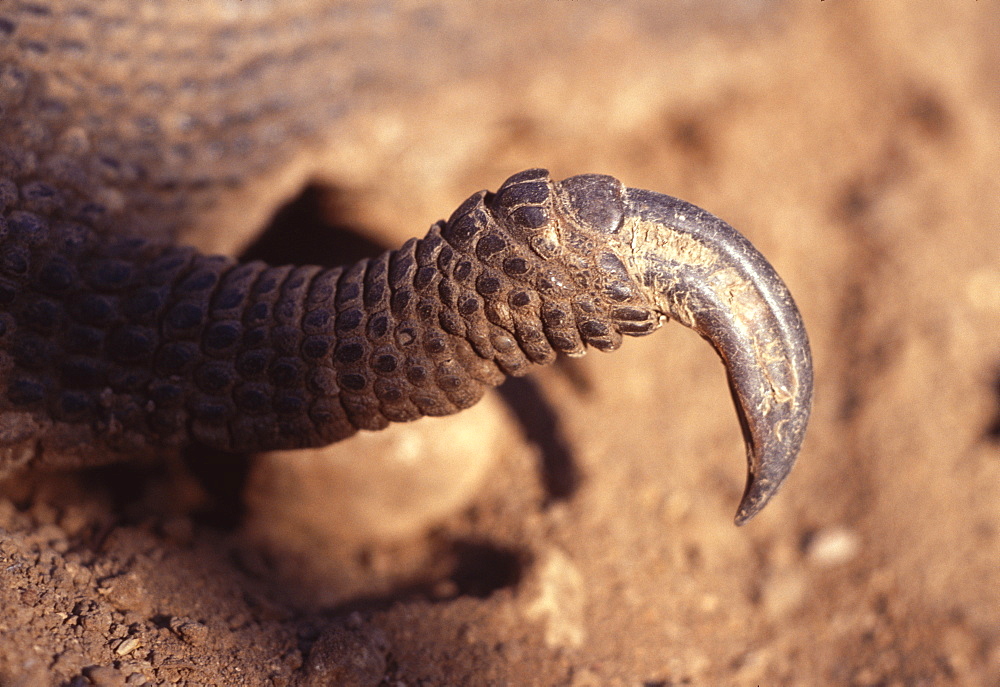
[
  {"x1": 372, "y1": 349, "x2": 399, "y2": 374},
  {"x1": 388, "y1": 243, "x2": 416, "y2": 288},
  {"x1": 509, "y1": 290, "x2": 531, "y2": 308},
  {"x1": 211, "y1": 261, "x2": 266, "y2": 317},
  {"x1": 414, "y1": 265, "x2": 437, "y2": 291},
  {"x1": 189, "y1": 393, "x2": 236, "y2": 425},
  {"x1": 156, "y1": 341, "x2": 201, "y2": 376},
  {"x1": 271, "y1": 263, "x2": 314, "y2": 359},
  {"x1": 338, "y1": 388, "x2": 388, "y2": 431},
  {"x1": 71, "y1": 292, "x2": 119, "y2": 327},
  {"x1": 106, "y1": 364, "x2": 153, "y2": 394},
  {"x1": 457, "y1": 294, "x2": 480, "y2": 317},
  {"x1": 20, "y1": 182, "x2": 66, "y2": 216},
  {"x1": 301, "y1": 306, "x2": 336, "y2": 335},
  {"x1": 452, "y1": 259, "x2": 473, "y2": 282},
  {"x1": 408, "y1": 386, "x2": 457, "y2": 419},
  {"x1": 538, "y1": 301, "x2": 575, "y2": 333},
  {"x1": 107, "y1": 324, "x2": 158, "y2": 363},
  {"x1": 273, "y1": 389, "x2": 307, "y2": 416},
  {"x1": 202, "y1": 320, "x2": 243, "y2": 356},
  {"x1": 275, "y1": 265, "x2": 320, "y2": 326},
  {"x1": 366, "y1": 311, "x2": 391, "y2": 339},
  {"x1": 1, "y1": 244, "x2": 31, "y2": 277},
  {"x1": 144, "y1": 248, "x2": 197, "y2": 287},
  {"x1": 234, "y1": 382, "x2": 273, "y2": 415},
  {"x1": 301, "y1": 334, "x2": 332, "y2": 361},
  {"x1": 11, "y1": 332, "x2": 54, "y2": 369},
  {"x1": 510, "y1": 205, "x2": 549, "y2": 231},
  {"x1": 474, "y1": 233, "x2": 506, "y2": 260},
  {"x1": 36, "y1": 256, "x2": 77, "y2": 294},
  {"x1": 194, "y1": 361, "x2": 237, "y2": 395},
  {"x1": 269, "y1": 356, "x2": 304, "y2": 388},
  {"x1": 50, "y1": 222, "x2": 97, "y2": 260},
  {"x1": 335, "y1": 306, "x2": 363, "y2": 334},
  {"x1": 85, "y1": 258, "x2": 135, "y2": 292},
  {"x1": 148, "y1": 380, "x2": 186, "y2": 407},
  {"x1": 22, "y1": 297, "x2": 64, "y2": 334},
  {"x1": 361, "y1": 253, "x2": 391, "y2": 312},
  {"x1": 513, "y1": 319, "x2": 556, "y2": 365},
  {"x1": 182, "y1": 257, "x2": 230, "y2": 294},
  {"x1": 250, "y1": 264, "x2": 292, "y2": 301},
  {"x1": 334, "y1": 263, "x2": 364, "y2": 306},
  {"x1": 334, "y1": 266, "x2": 366, "y2": 335},
  {"x1": 244, "y1": 302, "x2": 271, "y2": 328},
  {"x1": 436, "y1": 242, "x2": 454, "y2": 272},
  {"x1": 241, "y1": 325, "x2": 269, "y2": 350},
  {"x1": 305, "y1": 267, "x2": 342, "y2": 310},
  {"x1": 6, "y1": 210, "x2": 50, "y2": 247},
  {"x1": 375, "y1": 381, "x2": 422, "y2": 423},
  {"x1": 436, "y1": 279, "x2": 456, "y2": 309},
  {"x1": 438, "y1": 306, "x2": 465, "y2": 338},
  {"x1": 122, "y1": 286, "x2": 169, "y2": 323},
  {"x1": 270, "y1": 325, "x2": 302, "y2": 356},
  {"x1": 0, "y1": 278, "x2": 18, "y2": 305},
  {"x1": 475, "y1": 273, "x2": 502, "y2": 296},
  {"x1": 163, "y1": 301, "x2": 206, "y2": 338},
  {"x1": 389, "y1": 289, "x2": 411, "y2": 316},
  {"x1": 334, "y1": 341, "x2": 365, "y2": 365},
  {"x1": 441, "y1": 198, "x2": 482, "y2": 250},
  {"x1": 8, "y1": 375, "x2": 47, "y2": 407}
]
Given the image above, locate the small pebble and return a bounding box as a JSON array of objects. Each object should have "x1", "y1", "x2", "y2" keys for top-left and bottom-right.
[
  {"x1": 113, "y1": 637, "x2": 142, "y2": 656},
  {"x1": 806, "y1": 526, "x2": 861, "y2": 566}
]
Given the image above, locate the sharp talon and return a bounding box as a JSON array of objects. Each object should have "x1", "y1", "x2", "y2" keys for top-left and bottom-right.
[
  {"x1": 620, "y1": 187, "x2": 813, "y2": 524},
  {"x1": 554, "y1": 174, "x2": 812, "y2": 523}
]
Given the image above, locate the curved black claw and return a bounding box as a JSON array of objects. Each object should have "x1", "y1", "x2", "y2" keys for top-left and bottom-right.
[
  {"x1": 622, "y1": 188, "x2": 812, "y2": 524},
  {"x1": 555, "y1": 174, "x2": 812, "y2": 523}
]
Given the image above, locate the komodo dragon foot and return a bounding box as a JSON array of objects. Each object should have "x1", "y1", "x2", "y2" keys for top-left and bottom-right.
[{"x1": 0, "y1": 167, "x2": 811, "y2": 524}]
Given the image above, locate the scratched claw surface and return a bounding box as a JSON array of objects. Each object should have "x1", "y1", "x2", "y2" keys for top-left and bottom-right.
[{"x1": 555, "y1": 174, "x2": 813, "y2": 523}]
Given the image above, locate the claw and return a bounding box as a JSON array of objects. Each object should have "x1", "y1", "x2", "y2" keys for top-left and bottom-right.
[
  {"x1": 619, "y1": 187, "x2": 813, "y2": 524},
  {"x1": 556, "y1": 174, "x2": 811, "y2": 524}
]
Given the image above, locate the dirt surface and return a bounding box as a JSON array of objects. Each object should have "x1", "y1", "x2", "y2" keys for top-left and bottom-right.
[{"x1": 2, "y1": 2, "x2": 1000, "y2": 685}]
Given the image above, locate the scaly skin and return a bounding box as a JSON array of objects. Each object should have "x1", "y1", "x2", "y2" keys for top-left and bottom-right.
[{"x1": 0, "y1": 3, "x2": 812, "y2": 522}]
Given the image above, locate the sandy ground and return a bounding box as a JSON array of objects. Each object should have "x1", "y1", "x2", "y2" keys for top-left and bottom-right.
[{"x1": 2, "y1": 2, "x2": 1000, "y2": 685}]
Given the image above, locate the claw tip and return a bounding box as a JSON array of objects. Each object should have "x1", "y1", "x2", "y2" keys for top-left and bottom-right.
[
  {"x1": 734, "y1": 481, "x2": 770, "y2": 526},
  {"x1": 733, "y1": 439, "x2": 801, "y2": 525}
]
